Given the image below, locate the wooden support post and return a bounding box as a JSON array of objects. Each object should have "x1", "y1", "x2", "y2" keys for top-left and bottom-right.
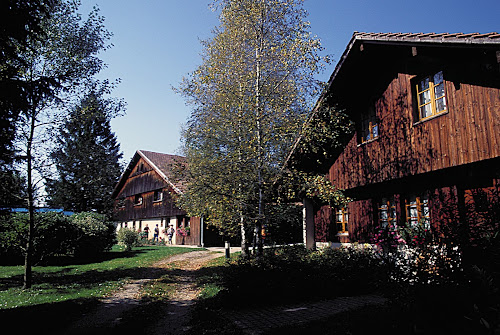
[{"x1": 303, "y1": 198, "x2": 315, "y2": 250}]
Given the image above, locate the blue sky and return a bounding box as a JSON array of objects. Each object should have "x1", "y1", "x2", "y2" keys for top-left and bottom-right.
[{"x1": 79, "y1": 0, "x2": 500, "y2": 163}]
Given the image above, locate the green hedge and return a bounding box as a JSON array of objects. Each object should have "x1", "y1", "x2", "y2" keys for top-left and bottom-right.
[{"x1": 0, "y1": 212, "x2": 116, "y2": 264}]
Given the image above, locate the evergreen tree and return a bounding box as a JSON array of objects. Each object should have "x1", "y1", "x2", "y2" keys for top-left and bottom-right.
[
  {"x1": 12, "y1": 0, "x2": 113, "y2": 289},
  {"x1": 47, "y1": 83, "x2": 124, "y2": 216}
]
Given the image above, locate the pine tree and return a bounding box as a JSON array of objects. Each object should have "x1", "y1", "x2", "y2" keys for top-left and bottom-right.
[{"x1": 47, "y1": 84, "x2": 124, "y2": 216}]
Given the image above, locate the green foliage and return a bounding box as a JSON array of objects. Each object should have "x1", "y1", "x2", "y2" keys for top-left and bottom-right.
[
  {"x1": 0, "y1": 212, "x2": 115, "y2": 263},
  {"x1": 176, "y1": 0, "x2": 329, "y2": 252},
  {"x1": 0, "y1": 214, "x2": 26, "y2": 263},
  {"x1": 70, "y1": 212, "x2": 116, "y2": 257},
  {"x1": 373, "y1": 223, "x2": 500, "y2": 334},
  {"x1": 217, "y1": 245, "x2": 387, "y2": 307},
  {"x1": 0, "y1": 170, "x2": 26, "y2": 209},
  {"x1": 117, "y1": 228, "x2": 139, "y2": 252},
  {"x1": 277, "y1": 103, "x2": 354, "y2": 207},
  {"x1": 46, "y1": 82, "x2": 124, "y2": 216},
  {"x1": 264, "y1": 203, "x2": 303, "y2": 244},
  {"x1": 0, "y1": 0, "x2": 54, "y2": 165}
]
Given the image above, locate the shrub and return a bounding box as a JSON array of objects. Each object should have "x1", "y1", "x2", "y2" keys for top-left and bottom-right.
[
  {"x1": 70, "y1": 212, "x2": 116, "y2": 257},
  {"x1": 219, "y1": 245, "x2": 387, "y2": 307},
  {"x1": 117, "y1": 228, "x2": 139, "y2": 251},
  {"x1": 32, "y1": 212, "x2": 75, "y2": 261},
  {"x1": 0, "y1": 212, "x2": 75, "y2": 264},
  {"x1": 0, "y1": 214, "x2": 27, "y2": 263},
  {"x1": 373, "y1": 221, "x2": 500, "y2": 334}
]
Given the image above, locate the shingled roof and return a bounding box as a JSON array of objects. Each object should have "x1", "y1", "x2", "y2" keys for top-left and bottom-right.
[
  {"x1": 112, "y1": 150, "x2": 187, "y2": 198},
  {"x1": 329, "y1": 31, "x2": 500, "y2": 94},
  {"x1": 350, "y1": 32, "x2": 500, "y2": 44},
  {"x1": 138, "y1": 150, "x2": 187, "y2": 193}
]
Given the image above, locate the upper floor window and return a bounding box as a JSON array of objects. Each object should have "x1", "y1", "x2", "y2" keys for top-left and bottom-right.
[
  {"x1": 360, "y1": 105, "x2": 379, "y2": 144},
  {"x1": 416, "y1": 71, "x2": 447, "y2": 121},
  {"x1": 405, "y1": 194, "x2": 430, "y2": 229},
  {"x1": 335, "y1": 207, "x2": 349, "y2": 234},
  {"x1": 378, "y1": 197, "x2": 397, "y2": 228},
  {"x1": 134, "y1": 194, "x2": 143, "y2": 206},
  {"x1": 153, "y1": 189, "x2": 163, "y2": 202}
]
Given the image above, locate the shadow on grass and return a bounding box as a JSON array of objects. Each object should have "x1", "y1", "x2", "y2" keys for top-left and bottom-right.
[{"x1": 0, "y1": 250, "x2": 151, "y2": 290}]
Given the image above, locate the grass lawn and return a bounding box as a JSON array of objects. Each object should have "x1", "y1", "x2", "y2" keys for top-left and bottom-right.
[{"x1": 0, "y1": 245, "x2": 200, "y2": 333}]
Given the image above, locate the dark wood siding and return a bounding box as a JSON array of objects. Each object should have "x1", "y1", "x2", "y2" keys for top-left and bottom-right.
[
  {"x1": 329, "y1": 74, "x2": 500, "y2": 191},
  {"x1": 113, "y1": 157, "x2": 186, "y2": 221}
]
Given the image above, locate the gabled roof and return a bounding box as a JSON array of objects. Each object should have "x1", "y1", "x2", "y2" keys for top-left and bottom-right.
[
  {"x1": 279, "y1": 31, "x2": 500, "y2": 175},
  {"x1": 350, "y1": 31, "x2": 500, "y2": 44},
  {"x1": 112, "y1": 150, "x2": 186, "y2": 198},
  {"x1": 327, "y1": 31, "x2": 500, "y2": 100}
]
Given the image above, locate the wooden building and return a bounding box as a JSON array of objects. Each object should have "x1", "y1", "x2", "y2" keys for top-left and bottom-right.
[
  {"x1": 301, "y1": 32, "x2": 500, "y2": 248},
  {"x1": 112, "y1": 150, "x2": 203, "y2": 246}
]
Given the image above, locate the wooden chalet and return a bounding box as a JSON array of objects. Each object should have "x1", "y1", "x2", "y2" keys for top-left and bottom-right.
[
  {"x1": 300, "y1": 32, "x2": 500, "y2": 249},
  {"x1": 112, "y1": 150, "x2": 203, "y2": 246}
]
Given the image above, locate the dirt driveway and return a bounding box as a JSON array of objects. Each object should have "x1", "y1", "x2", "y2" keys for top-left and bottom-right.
[{"x1": 61, "y1": 249, "x2": 225, "y2": 335}]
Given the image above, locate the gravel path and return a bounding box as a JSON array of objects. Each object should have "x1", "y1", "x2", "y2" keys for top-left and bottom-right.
[{"x1": 61, "y1": 249, "x2": 224, "y2": 335}]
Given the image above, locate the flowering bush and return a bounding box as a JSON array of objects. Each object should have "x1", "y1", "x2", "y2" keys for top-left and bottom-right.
[
  {"x1": 372, "y1": 225, "x2": 406, "y2": 253},
  {"x1": 177, "y1": 227, "x2": 187, "y2": 237}
]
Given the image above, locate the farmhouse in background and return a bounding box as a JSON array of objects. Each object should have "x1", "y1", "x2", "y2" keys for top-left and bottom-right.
[
  {"x1": 112, "y1": 150, "x2": 204, "y2": 246},
  {"x1": 300, "y1": 32, "x2": 500, "y2": 249}
]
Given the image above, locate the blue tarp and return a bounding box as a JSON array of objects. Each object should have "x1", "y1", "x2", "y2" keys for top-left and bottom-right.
[{"x1": 3, "y1": 208, "x2": 75, "y2": 216}]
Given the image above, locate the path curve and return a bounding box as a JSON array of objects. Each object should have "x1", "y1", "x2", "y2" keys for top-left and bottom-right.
[{"x1": 61, "y1": 249, "x2": 224, "y2": 335}]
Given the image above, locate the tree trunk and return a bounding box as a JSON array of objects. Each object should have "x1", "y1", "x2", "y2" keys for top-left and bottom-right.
[
  {"x1": 23, "y1": 109, "x2": 36, "y2": 290},
  {"x1": 254, "y1": 27, "x2": 264, "y2": 257}
]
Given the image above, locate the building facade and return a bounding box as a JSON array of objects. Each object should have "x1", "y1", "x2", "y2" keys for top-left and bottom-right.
[
  {"x1": 303, "y1": 32, "x2": 500, "y2": 248},
  {"x1": 112, "y1": 150, "x2": 202, "y2": 245}
]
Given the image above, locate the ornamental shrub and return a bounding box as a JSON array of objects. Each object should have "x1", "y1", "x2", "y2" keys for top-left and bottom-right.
[{"x1": 117, "y1": 228, "x2": 139, "y2": 251}]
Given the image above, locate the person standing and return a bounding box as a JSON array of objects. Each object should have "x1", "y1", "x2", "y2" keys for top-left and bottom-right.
[
  {"x1": 167, "y1": 225, "x2": 175, "y2": 245},
  {"x1": 153, "y1": 224, "x2": 159, "y2": 242}
]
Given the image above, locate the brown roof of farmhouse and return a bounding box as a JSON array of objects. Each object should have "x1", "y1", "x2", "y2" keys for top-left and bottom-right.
[
  {"x1": 350, "y1": 31, "x2": 500, "y2": 44},
  {"x1": 112, "y1": 150, "x2": 187, "y2": 198},
  {"x1": 138, "y1": 150, "x2": 187, "y2": 193}
]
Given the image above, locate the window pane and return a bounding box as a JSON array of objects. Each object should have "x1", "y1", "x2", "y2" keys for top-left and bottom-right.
[
  {"x1": 410, "y1": 207, "x2": 418, "y2": 219},
  {"x1": 390, "y1": 207, "x2": 396, "y2": 219},
  {"x1": 434, "y1": 83, "x2": 445, "y2": 98},
  {"x1": 433, "y1": 71, "x2": 443, "y2": 84},
  {"x1": 420, "y1": 104, "x2": 433, "y2": 118},
  {"x1": 372, "y1": 124, "x2": 379, "y2": 138},
  {"x1": 436, "y1": 97, "x2": 447, "y2": 113},
  {"x1": 419, "y1": 90, "x2": 431, "y2": 104},
  {"x1": 419, "y1": 77, "x2": 430, "y2": 91}
]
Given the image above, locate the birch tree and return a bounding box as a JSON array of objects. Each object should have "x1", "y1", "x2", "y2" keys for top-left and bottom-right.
[
  {"x1": 177, "y1": 0, "x2": 328, "y2": 257},
  {"x1": 14, "y1": 0, "x2": 112, "y2": 289}
]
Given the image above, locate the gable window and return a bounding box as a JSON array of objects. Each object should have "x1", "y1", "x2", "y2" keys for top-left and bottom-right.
[
  {"x1": 360, "y1": 105, "x2": 379, "y2": 144},
  {"x1": 335, "y1": 207, "x2": 349, "y2": 235},
  {"x1": 153, "y1": 189, "x2": 163, "y2": 202},
  {"x1": 416, "y1": 71, "x2": 447, "y2": 121},
  {"x1": 378, "y1": 197, "x2": 397, "y2": 228},
  {"x1": 405, "y1": 194, "x2": 430, "y2": 229},
  {"x1": 134, "y1": 194, "x2": 143, "y2": 206}
]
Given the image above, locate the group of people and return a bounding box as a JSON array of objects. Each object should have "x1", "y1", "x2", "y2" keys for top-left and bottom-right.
[{"x1": 142, "y1": 224, "x2": 176, "y2": 244}]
